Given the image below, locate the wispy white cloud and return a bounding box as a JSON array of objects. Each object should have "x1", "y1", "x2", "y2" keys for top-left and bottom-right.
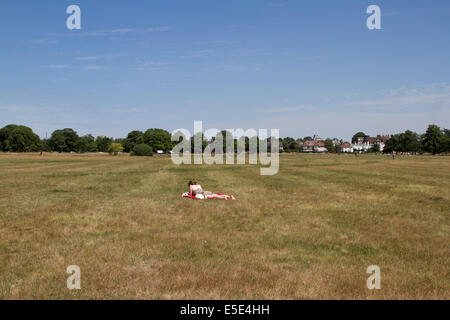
[
  {"x1": 129, "y1": 61, "x2": 170, "y2": 71},
  {"x1": 83, "y1": 65, "x2": 111, "y2": 70},
  {"x1": 145, "y1": 26, "x2": 173, "y2": 33},
  {"x1": 112, "y1": 107, "x2": 146, "y2": 113},
  {"x1": 48, "y1": 26, "x2": 173, "y2": 38},
  {"x1": 269, "y1": 2, "x2": 289, "y2": 7},
  {"x1": 142, "y1": 61, "x2": 169, "y2": 66},
  {"x1": 130, "y1": 67, "x2": 166, "y2": 71},
  {"x1": 203, "y1": 62, "x2": 262, "y2": 72},
  {"x1": 195, "y1": 40, "x2": 233, "y2": 45},
  {"x1": 240, "y1": 83, "x2": 450, "y2": 139},
  {"x1": 109, "y1": 28, "x2": 135, "y2": 34},
  {"x1": 244, "y1": 108, "x2": 450, "y2": 141},
  {"x1": 181, "y1": 47, "x2": 288, "y2": 59},
  {"x1": 181, "y1": 49, "x2": 216, "y2": 58},
  {"x1": 28, "y1": 38, "x2": 57, "y2": 44},
  {"x1": 43, "y1": 65, "x2": 69, "y2": 69},
  {"x1": 0, "y1": 105, "x2": 51, "y2": 112},
  {"x1": 338, "y1": 83, "x2": 450, "y2": 110},
  {"x1": 249, "y1": 105, "x2": 305, "y2": 113},
  {"x1": 76, "y1": 53, "x2": 124, "y2": 61}
]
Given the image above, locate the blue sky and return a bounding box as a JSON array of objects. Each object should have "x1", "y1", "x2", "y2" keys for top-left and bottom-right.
[{"x1": 0, "y1": 0, "x2": 449, "y2": 141}]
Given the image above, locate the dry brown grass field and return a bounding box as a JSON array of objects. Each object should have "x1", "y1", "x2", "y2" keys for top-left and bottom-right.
[{"x1": 0, "y1": 152, "x2": 449, "y2": 299}]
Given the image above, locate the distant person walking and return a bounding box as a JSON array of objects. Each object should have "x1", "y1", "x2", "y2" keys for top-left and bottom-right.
[{"x1": 392, "y1": 151, "x2": 395, "y2": 160}]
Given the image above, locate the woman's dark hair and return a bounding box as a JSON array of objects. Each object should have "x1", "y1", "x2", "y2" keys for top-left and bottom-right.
[{"x1": 188, "y1": 180, "x2": 198, "y2": 186}]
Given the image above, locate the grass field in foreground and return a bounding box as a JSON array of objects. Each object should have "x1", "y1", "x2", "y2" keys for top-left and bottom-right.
[{"x1": 0, "y1": 152, "x2": 449, "y2": 299}]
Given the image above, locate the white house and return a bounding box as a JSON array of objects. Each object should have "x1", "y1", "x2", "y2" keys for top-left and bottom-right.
[
  {"x1": 352, "y1": 144, "x2": 371, "y2": 152},
  {"x1": 315, "y1": 146, "x2": 328, "y2": 153},
  {"x1": 341, "y1": 144, "x2": 353, "y2": 153}
]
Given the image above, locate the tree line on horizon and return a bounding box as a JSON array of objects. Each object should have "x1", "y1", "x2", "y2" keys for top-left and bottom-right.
[
  {"x1": 0, "y1": 124, "x2": 449, "y2": 156},
  {"x1": 278, "y1": 125, "x2": 450, "y2": 155}
]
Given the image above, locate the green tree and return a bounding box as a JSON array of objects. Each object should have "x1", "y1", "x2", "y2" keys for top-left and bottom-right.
[
  {"x1": 282, "y1": 137, "x2": 299, "y2": 152},
  {"x1": 96, "y1": 136, "x2": 113, "y2": 152},
  {"x1": 107, "y1": 142, "x2": 123, "y2": 155},
  {"x1": 131, "y1": 144, "x2": 154, "y2": 156},
  {"x1": 114, "y1": 138, "x2": 124, "y2": 145},
  {"x1": 48, "y1": 128, "x2": 79, "y2": 152},
  {"x1": 190, "y1": 132, "x2": 207, "y2": 153},
  {"x1": 244, "y1": 136, "x2": 251, "y2": 151},
  {"x1": 220, "y1": 130, "x2": 235, "y2": 153},
  {"x1": 77, "y1": 134, "x2": 98, "y2": 153},
  {"x1": 370, "y1": 143, "x2": 381, "y2": 153},
  {"x1": 143, "y1": 128, "x2": 172, "y2": 152},
  {"x1": 0, "y1": 124, "x2": 19, "y2": 151},
  {"x1": 122, "y1": 130, "x2": 144, "y2": 153},
  {"x1": 442, "y1": 129, "x2": 450, "y2": 153},
  {"x1": 248, "y1": 136, "x2": 260, "y2": 153},
  {"x1": 49, "y1": 132, "x2": 66, "y2": 152},
  {"x1": 206, "y1": 130, "x2": 234, "y2": 154},
  {"x1": 398, "y1": 130, "x2": 420, "y2": 153},
  {"x1": 235, "y1": 136, "x2": 246, "y2": 154},
  {"x1": 422, "y1": 124, "x2": 444, "y2": 155},
  {"x1": 4, "y1": 126, "x2": 40, "y2": 152},
  {"x1": 265, "y1": 136, "x2": 279, "y2": 153},
  {"x1": 324, "y1": 138, "x2": 335, "y2": 153},
  {"x1": 352, "y1": 132, "x2": 367, "y2": 144},
  {"x1": 40, "y1": 139, "x2": 51, "y2": 152},
  {"x1": 384, "y1": 134, "x2": 400, "y2": 153}
]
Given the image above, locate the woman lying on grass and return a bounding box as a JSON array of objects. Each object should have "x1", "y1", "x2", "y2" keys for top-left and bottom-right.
[{"x1": 188, "y1": 180, "x2": 235, "y2": 200}]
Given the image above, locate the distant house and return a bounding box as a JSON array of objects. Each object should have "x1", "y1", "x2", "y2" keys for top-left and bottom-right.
[
  {"x1": 315, "y1": 146, "x2": 328, "y2": 153},
  {"x1": 331, "y1": 138, "x2": 341, "y2": 146},
  {"x1": 352, "y1": 143, "x2": 371, "y2": 152},
  {"x1": 303, "y1": 140, "x2": 326, "y2": 153},
  {"x1": 368, "y1": 137, "x2": 378, "y2": 145},
  {"x1": 353, "y1": 136, "x2": 373, "y2": 152},
  {"x1": 352, "y1": 134, "x2": 390, "y2": 152},
  {"x1": 376, "y1": 134, "x2": 391, "y2": 143},
  {"x1": 340, "y1": 144, "x2": 354, "y2": 153},
  {"x1": 374, "y1": 135, "x2": 390, "y2": 152},
  {"x1": 303, "y1": 140, "x2": 315, "y2": 152}
]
